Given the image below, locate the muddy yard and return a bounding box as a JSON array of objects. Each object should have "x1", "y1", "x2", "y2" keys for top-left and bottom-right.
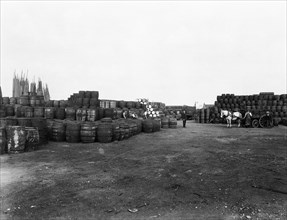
[{"x1": 1, "y1": 121, "x2": 287, "y2": 220}]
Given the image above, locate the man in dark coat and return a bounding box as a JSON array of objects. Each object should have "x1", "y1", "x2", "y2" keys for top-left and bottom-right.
[
  {"x1": 243, "y1": 110, "x2": 252, "y2": 127},
  {"x1": 181, "y1": 110, "x2": 187, "y2": 128}
]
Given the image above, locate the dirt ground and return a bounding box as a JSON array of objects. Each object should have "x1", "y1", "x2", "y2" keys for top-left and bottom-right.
[{"x1": 1, "y1": 121, "x2": 287, "y2": 220}]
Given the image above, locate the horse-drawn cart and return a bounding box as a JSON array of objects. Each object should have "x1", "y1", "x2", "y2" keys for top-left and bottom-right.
[{"x1": 251, "y1": 112, "x2": 273, "y2": 128}]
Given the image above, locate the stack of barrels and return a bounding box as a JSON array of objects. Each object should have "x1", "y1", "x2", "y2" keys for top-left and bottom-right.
[
  {"x1": 160, "y1": 117, "x2": 178, "y2": 129},
  {"x1": 44, "y1": 118, "x2": 144, "y2": 143},
  {"x1": 196, "y1": 93, "x2": 287, "y2": 125},
  {"x1": 197, "y1": 108, "x2": 211, "y2": 123},
  {"x1": 214, "y1": 93, "x2": 287, "y2": 116},
  {"x1": 68, "y1": 91, "x2": 99, "y2": 108},
  {"x1": 1, "y1": 125, "x2": 40, "y2": 154},
  {"x1": 142, "y1": 118, "x2": 163, "y2": 133},
  {"x1": 81, "y1": 122, "x2": 98, "y2": 143}
]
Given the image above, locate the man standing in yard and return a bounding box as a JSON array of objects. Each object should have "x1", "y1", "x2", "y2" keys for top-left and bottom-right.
[
  {"x1": 182, "y1": 110, "x2": 187, "y2": 128},
  {"x1": 243, "y1": 110, "x2": 252, "y2": 127}
]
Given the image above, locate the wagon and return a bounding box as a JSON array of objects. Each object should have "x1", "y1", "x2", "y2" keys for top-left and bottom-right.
[{"x1": 251, "y1": 113, "x2": 273, "y2": 128}]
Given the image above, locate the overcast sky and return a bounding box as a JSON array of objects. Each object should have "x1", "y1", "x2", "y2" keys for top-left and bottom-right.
[{"x1": 1, "y1": 1, "x2": 286, "y2": 106}]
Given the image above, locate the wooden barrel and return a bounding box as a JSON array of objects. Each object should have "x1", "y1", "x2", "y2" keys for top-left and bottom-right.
[
  {"x1": 5, "y1": 105, "x2": 14, "y2": 116},
  {"x1": 110, "y1": 101, "x2": 117, "y2": 109},
  {"x1": 34, "y1": 107, "x2": 44, "y2": 118},
  {"x1": 152, "y1": 119, "x2": 161, "y2": 132},
  {"x1": 82, "y1": 98, "x2": 90, "y2": 107},
  {"x1": 87, "y1": 108, "x2": 98, "y2": 121},
  {"x1": 45, "y1": 107, "x2": 55, "y2": 119},
  {"x1": 6, "y1": 126, "x2": 26, "y2": 153},
  {"x1": 76, "y1": 108, "x2": 86, "y2": 121},
  {"x1": 15, "y1": 105, "x2": 24, "y2": 117},
  {"x1": 17, "y1": 118, "x2": 32, "y2": 127},
  {"x1": 205, "y1": 108, "x2": 210, "y2": 123},
  {"x1": 46, "y1": 119, "x2": 54, "y2": 140},
  {"x1": 161, "y1": 117, "x2": 169, "y2": 128},
  {"x1": 97, "y1": 123, "x2": 113, "y2": 143},
  {"x1": 29, "y1": 96, "x2": 37, "y2": 107},
  {"x1": 65, "y1": 107, "x2": 76, "y2": 120},
  {"x1": 100, "y1": 100, "x2": 106, "y2": 108},
  {"x1": 53, "y1": 100, "x2": 60, "y2": 108},
  {"x1": 169, "y1": 118, "x2": 177, "y2": 128},
  {"x1": 101, "y1": 117, "x2": 113, "y2": 123},
  {"x1": 79, "y1": 91, "x2": 85, "y2": 98},
  {"x1": 25, "y1": 127, "x2": 40, "y2": 151},
  {"x1": 81, "y1": 122, "x2": 97, "y2": 143},
  {"x1": 89, "y1": 98, "x2": 98, "y2": 107},
  {"x1": 19, "y1": 96, "x2": 29, "y2": 106},
  {"x1": 105, "y1": 100, "x2": 110, "y2": 109},
  {"x1": 104, "y1": 108, "x2": 116, "y2": 119},
  {"x1": 9, "y1": 97, "x2": 17, "y2": 105},
  {"x1": 126, "y1": 101, "x2": 135, "y2": 109},
  {"x1": 91, "y1": 91, "x2": 99, "y2": 99},
  {"x1": 25, "y1": 106, "x2": 34, "y2": 118},
  {"x1": 66, "y1": 121, "x2": 81, "y2": 143},
  {"x1": 143, "y1": 119, "x2": 153, "y2": 133},
  {"x1": 59, "y1": 100, "x2": 68, "y2": 108},
  {"x1": 0, "y1": 117, "x2": 18, "y2": 127},
  {"x1": 119, "y1": 122, "x2": 130, "y2": 139},
  {"x1": 0, "y1": 127, "x2": 7, "y2": 154},
  {"x1": 135, "y1": 119, "x2": 143, "y2": 133},
  {"x1": 31, "y1": 118, "x2": 48, "y2": 144},
  {"x1": 126, "y1": 120, "x2": 138, "y2": 136},
  {"x1": 0, "y1": 107, "x2": 6, "y2": 118},
  {"x1": 112, "y1": 122, "x2": 120, "y2": 141},
  {"x1": 119, "y1": 101, "x2": 126, "y2": 108},
  {"x1": 114, "y1": 109, "x2": 123, "y2": 119},
  {"x1": 55, "y1": 107, "x2": 65, "y2": 120},
  {"x1": 98, "y1": 108, "x2": 104, "y2": 120},
  {"x1": 51, "y1": 120, "x2": 66, "y2": 142},
  {"x1": 2, "y1": 97, "x2": 10, "y2": 105},
  {"x1": 84, "y1": 91, "x2": 91, "y2": 98},
  {"x1": 45, "y1": 100, "x2": 54, "y2": 107}
]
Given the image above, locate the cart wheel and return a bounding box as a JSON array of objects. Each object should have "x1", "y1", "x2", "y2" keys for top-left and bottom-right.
[
  {"x1": 252, "y1": 119, "x2": 259, "y2": 128},
  {"x1": 259, "y1": 115, "x2": 273, "y2": 128}
]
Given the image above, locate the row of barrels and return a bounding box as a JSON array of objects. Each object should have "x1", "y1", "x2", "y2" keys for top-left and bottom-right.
[
  {"x1": 217, "y1": 93, "x2": 287, "y2": 102},
  {"x1": 0, "y1": 105, "x2": 151, "y2": 122},
  {"x1": 0, "y1": 105, "x2": 66, "y2": 120},
  {"x1": 1, "y1": 96, "x2": 45, "y2": 106},
  {"x1": 215, "y1": 100, "x2": 287, "y2": 108},
  {"x1": 212, "y1": 106, "x2": 287, "y2": 116},
  {"x1": 142, "y1": 117, "x2": 177, "y2": 132},
  {"x1": 0, "y1": 126, "x2": 41, "y2": 154},
  {"x1": 215, "y1": 94, "x2": 287, "y2": 112},
  {"x1": 67, "y1": 98, "x2": 144, "y2": 110},
  {"x1": 48, "y1": 117, "x2": 177, "y2": 143},
  {"x1": 44, "y1": 100, "x2": 68, "y2": 108},
  {"x1": 46, "y1": 118, "x2": 143, "y2": 143}
]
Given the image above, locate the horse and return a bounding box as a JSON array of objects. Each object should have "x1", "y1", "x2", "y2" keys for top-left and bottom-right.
[{"x1": 220, "y1": 109, "x2": 242, "y2": 128}]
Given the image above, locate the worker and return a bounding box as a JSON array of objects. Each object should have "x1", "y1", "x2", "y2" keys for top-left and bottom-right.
[
  {"x1": 265, "y1": 111, "x2": 273, "y2": 128},
  {"x1": 243, "y1": 110, "x2": 252, "y2": 127},
  {"x1": 181, "y1": 110, "x2": 187, "y2": 128},
  {"x1": 123, "y1": 110, "x2": 128, "y2": 119}
]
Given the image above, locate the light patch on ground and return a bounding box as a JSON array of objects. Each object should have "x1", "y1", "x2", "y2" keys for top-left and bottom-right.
[
  {"x1": 99, "y1": 148, "x2": 105, "y2": 155},
  {"x1": 215, "y1": 137, "x2": 238, "y2": 144}
]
